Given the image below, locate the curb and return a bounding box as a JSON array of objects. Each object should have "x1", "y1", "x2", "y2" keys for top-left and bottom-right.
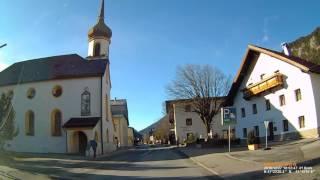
[
  {"x1": 174, "y1": 148, "x2": 222, "y2": 178},
  {"x1": 94, "y1": 148, "x2": 130, "y2": 160},
  {"x1": 225, "y1": 153, "x2": 262, "y2": 165}
]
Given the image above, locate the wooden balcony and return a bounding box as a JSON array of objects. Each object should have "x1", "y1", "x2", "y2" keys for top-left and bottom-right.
[{"x1": 243, "y1": 73, "x2": 284, "y2": 100}]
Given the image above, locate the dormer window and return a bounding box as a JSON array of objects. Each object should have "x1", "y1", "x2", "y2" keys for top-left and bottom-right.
[{"x1": 93, "y1": 43, "x2": 101, "y2": 56}]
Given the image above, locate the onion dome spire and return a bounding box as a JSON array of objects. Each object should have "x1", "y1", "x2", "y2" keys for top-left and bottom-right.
[{"x1": 88, "y1": 0, "x2": 112, "y2": 39}]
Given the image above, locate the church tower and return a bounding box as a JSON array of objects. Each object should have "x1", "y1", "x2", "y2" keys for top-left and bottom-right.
[{"x1": 87, "y1": 0, "x2": 112, "y2": 60}]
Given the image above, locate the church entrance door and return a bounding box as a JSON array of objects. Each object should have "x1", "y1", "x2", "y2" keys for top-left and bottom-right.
[{"x1": 78, "y1": 131, "x2": 87, "y2": 155}]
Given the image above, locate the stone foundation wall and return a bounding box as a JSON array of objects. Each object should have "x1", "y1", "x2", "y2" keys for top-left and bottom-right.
[{"x1": 240, "y1": 127, "x2": 320, "y2": 145}]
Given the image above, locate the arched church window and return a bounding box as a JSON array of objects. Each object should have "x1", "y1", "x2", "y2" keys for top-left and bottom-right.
[
  {"x1": 81, "y1": 88, "x2": 91, "y2": 116},
  {"x1": 52, "y1": 85, "x2": 62, "y2": 97},
  {"x1": 25, "y1": 110, "x2": 34, "y2": 136},
  {"x1": 51, "y1": 109, "x2": 62, "y2": 136},
  {"x1": 94, "y1": 43, "x2": 101, "y2": 56}
]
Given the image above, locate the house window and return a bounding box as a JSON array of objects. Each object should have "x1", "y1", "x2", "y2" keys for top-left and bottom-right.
[
  {"x1": 222, "y1": 129, "x2": 235, "y2": 139},
  {"x1": 279, "y1": 94, "x2": 286, "y2": 106},
  {"x1": 81, "y1": 90, "x2": 91, "y2": 116},
  {"x1": 27, "y1": 88, "x2": 36, "y2": 99},
  {"x1": 186, "y1": 118, "x2": 192, "y2": 126},
  {"x1": 52, "y1": 85, "x2": 62, "y2": 97},
  {"x1": 241, "y1": 108, "x2": 246, "y2": 118},
  {"x1": 266, "y1": 99, "x2": 271, "y2": 111},
  {"x1": 295, "y1": 89, "x2": 302, "y2": 101},
  {"x1": 243, "y1": 128, "x2": 247, "y2": 138},
  {"x1": 231, "y1": 129, "x2": 235, "y2": 139},
  {"x1": 94, "y1": 43, "x2": 101, "y2": 56},
  {"x1": 252, "y1": 104, "x2": 257, "y2": 114},
  {"x1": 254, "y1": 126, "x2": 259, "y2": 137},
  {"x1": 51, "y1": 109, "x2": 62, "y2": 136},
  {"x1": 222, "y1": 130, "x2": 228, "y2": 139},
  {"x1": 283, "y1": 120, "x2": 289, "y2": 132},
  {"x1": 299, "y1": 116, "x2": 305, "y2": 128},
  {"x1": 185, "y1": 104, "x2": 191, "y2": 112},
  {"x1": 260, "y1": 74, "x2": 265, "y2": 80},
  {"x1": 25, "y1": 111, "x2": 34, "y2": 136}
]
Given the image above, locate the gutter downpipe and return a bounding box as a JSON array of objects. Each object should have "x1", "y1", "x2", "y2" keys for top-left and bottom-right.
[{"x1": 100, "y1": 76, "x2": 104, "y2": 154}]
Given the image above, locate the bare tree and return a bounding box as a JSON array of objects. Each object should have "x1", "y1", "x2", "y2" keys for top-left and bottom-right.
[
  {"x1": 0, "y1": 92, "x2": 18, "y2": 149},
  {"x1": 167, "y1": 64, "x2": 231, "y2": 136}
]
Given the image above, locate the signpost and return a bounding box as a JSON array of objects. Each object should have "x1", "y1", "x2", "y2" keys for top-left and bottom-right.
[
  {"x1": 264, "y1": 120, "x2": 270, "y2": 150},
  {"x1": 221, "y1": 107, "x2": 237, "y2": 152}
]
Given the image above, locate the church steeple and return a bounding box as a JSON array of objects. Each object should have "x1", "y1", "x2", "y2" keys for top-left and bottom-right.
[
  {"x1": 99, "y1": 0, "x2": 104, "y2": 21},
  {"x1": 87, "y1": 0, "x2": 112, "y2": 60}
]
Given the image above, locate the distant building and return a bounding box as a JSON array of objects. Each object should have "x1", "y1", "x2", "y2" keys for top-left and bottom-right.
[
  {"x1": 128, "y1": 127, "x2": 134, "y2": 146},
  {"x1": 111, "y1": 99, "x2": 129, "y2": 147},
  {"x1": 0, "y1": 0, "x2": 117, "y2": 155},
  {"x1": 225, "y1": 45, "x2": 320, "y2": 142},
  {"x1": 166, "y1": 98, "x2": 228, "y2": 144}
]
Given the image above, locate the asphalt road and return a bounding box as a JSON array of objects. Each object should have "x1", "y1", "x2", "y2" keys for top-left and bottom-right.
[
  {"x1": 3, "y1": 146, "x2": 221, "y2": 180},
  {"x1": 80, "y1": 146, "x2": 220, "y2": 179}
]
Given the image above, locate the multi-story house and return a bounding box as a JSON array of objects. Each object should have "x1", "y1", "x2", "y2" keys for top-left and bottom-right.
[
  {"x1": 225, "y1": 44, "x2": 320, "y2": 142},
  {"x1": 111, "y1": 99, "x2": 129, "y2": 147},
  {"x1": 166, "y1": 98, "x2": 230, "y2": 144}
]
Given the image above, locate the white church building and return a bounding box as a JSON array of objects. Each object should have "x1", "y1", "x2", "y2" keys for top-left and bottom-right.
[
  {"x1": 225, "y1": 44, "x2": 320, "y2": 142},
  {"x1": 0, "y1": 0, "x2": 117, "y2": 155}
]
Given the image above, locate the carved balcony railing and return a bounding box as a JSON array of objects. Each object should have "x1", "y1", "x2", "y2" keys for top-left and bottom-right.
[{"x1": 243, "y1": 73, "x2": 284, "y2": 100}]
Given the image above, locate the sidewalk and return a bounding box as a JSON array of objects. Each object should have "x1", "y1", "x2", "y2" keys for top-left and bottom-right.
[{"x1": 177, "y1": 138, "x2": 320, "y2": 179}]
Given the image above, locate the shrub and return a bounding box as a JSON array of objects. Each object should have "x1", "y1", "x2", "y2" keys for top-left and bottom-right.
[{"x1": 247, "y1": 130, "x2": 260, "y2": 145}]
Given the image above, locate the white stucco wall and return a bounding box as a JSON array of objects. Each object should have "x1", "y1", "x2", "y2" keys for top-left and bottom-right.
[
  {"x1": 128, "y1": 127, "x2": 134, "y2": 146},
  {"x1": 101, "y1": 66, "x2": 116, "y2": 153},
  {"x1": 88, "y1": 38, "x2": 110, "y2": 58},
  {"x1": 232, "y1": 53, "x2": 319, "y2": 139},
  {"x1": 0, "y1": 77, "x2": 105, "y2": 153},
  {"x1": 112, "y1": 115, "x2": 129, "y2": 147},
  {"x1": 173, "y1": 102, "x2": 227, "y2": 143}
]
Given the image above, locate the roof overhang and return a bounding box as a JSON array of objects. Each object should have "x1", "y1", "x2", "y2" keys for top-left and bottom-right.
[
  {"x1": 63, "y1": 117, "x2": 100, "y2": 129},
  {"x1": 224, "y1": 44, "x2": 318, "y2": 106}
]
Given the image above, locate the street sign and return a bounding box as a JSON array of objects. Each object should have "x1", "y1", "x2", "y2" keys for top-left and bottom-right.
[
  {"x1": 264, "y1": 120, "x2": 270, "y2": 150},
  {"x1": 221, "y1": 107, "x2": 237, "y2": 126},
  {"x1": 264, "y1": 120, "x2": 269, "y2": 128}
]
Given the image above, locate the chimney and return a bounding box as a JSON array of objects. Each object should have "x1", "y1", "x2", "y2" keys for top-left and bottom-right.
[{"x1": 281, "y1": 42, "x2": 291, "y2": 56}]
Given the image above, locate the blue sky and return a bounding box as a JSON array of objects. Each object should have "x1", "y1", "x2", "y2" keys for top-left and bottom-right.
[{"x1": 1, "y1": 0, "x2": 320, "y2": 131}]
